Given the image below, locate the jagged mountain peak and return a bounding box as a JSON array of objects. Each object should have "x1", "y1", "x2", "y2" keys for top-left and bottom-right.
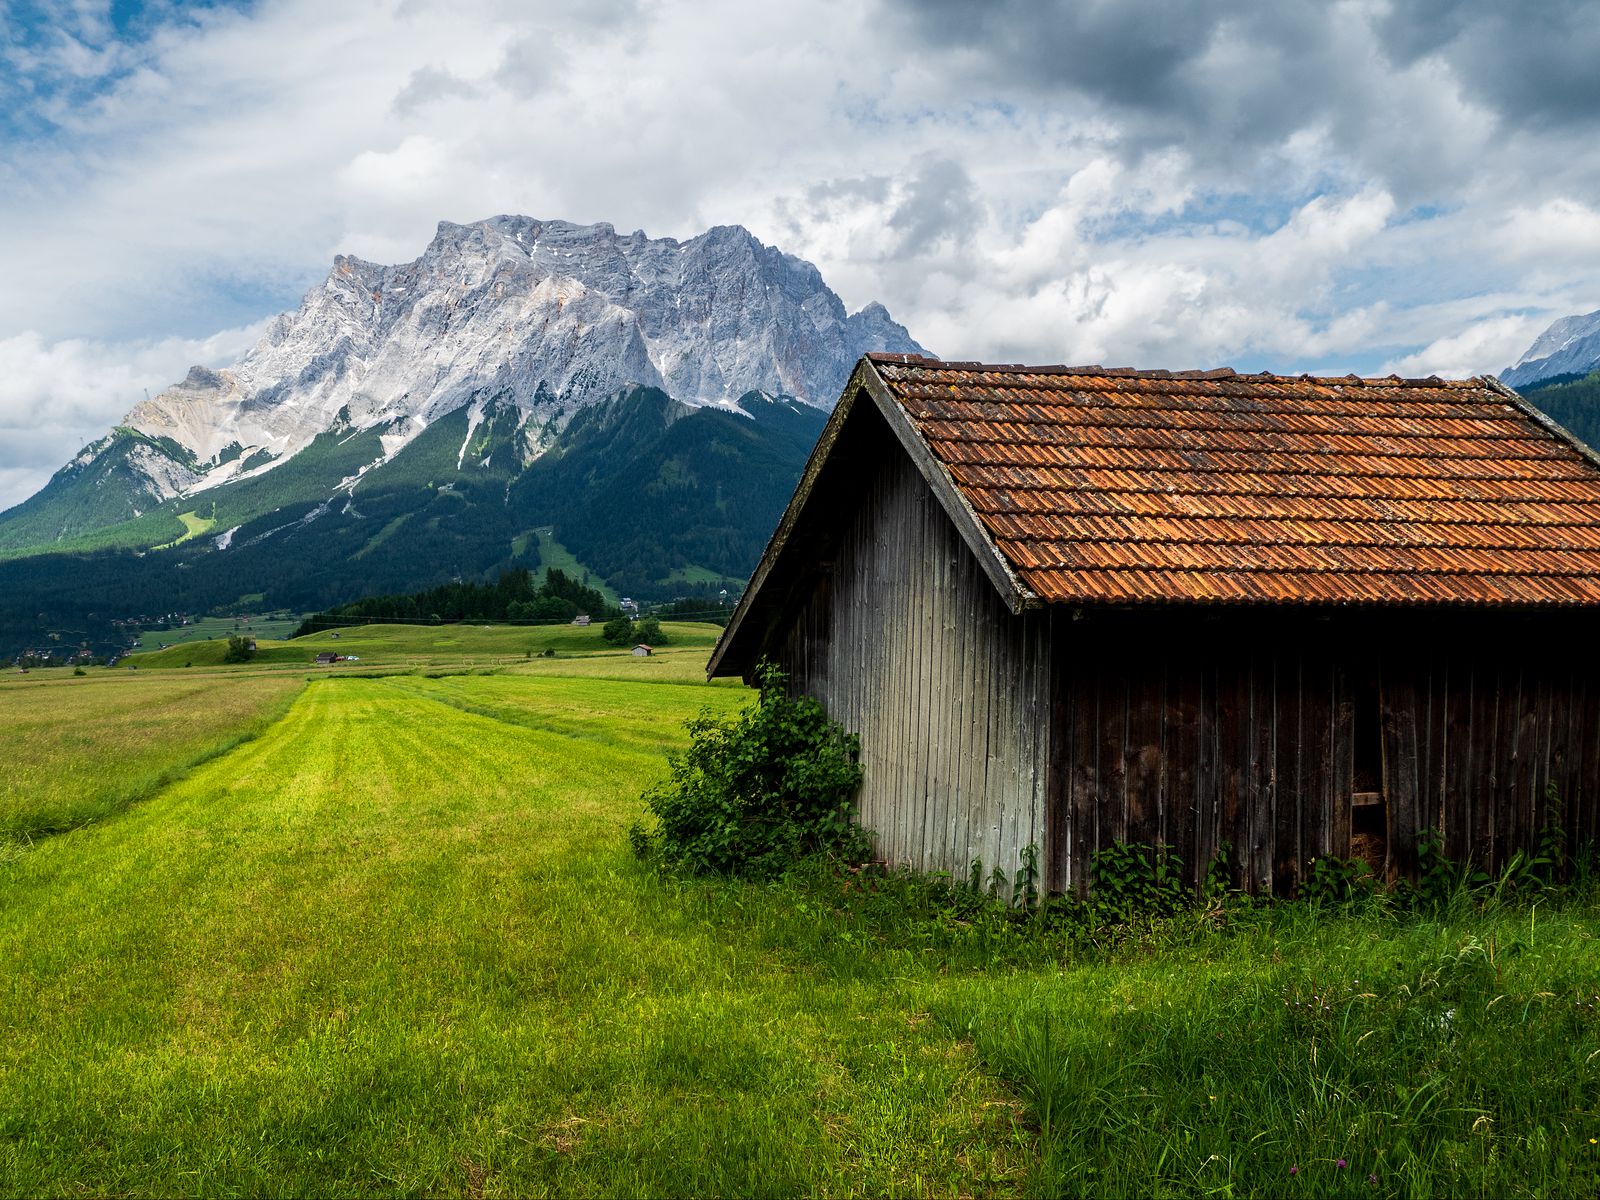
[
  {"x1": 1504, "y1": 307, "x2": 1600, "y2": 388},
  {"x1": 4, "y1": 214, "x2": 925, "y2": 555}
]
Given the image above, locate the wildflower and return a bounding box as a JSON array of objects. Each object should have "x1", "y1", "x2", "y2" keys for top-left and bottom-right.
[
  {"x1": 1289, "y1": 1165, "x2": 1299, "y2": 1176},
  {"x1": 1337, "y1": 1159, "x2": 1348, "y2": 1169},
  {"x1": 1369, "y1": 1174, "x2": 1379, "y2": 1184}
]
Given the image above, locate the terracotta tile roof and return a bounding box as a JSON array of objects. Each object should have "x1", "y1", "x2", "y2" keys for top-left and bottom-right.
[{"x1": 868, "y1": 353, "x2": 1600, "y2": 607}]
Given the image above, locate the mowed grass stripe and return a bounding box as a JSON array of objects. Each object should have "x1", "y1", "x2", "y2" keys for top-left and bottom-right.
[
  {"x1": 0, "y1": 677, "x2": 1026, "y2": 1198},
  {"x1": 0, "y1": 672, "x2": 306, "y2": 841},
  {"x1": 381, "y1": 672, "x2": 749, "y2": 755}
]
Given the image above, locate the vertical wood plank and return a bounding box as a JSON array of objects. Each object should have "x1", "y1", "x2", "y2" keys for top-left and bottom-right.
[
  {"x1": 1511, "y1": 665, "x2": 1539, "y2": 865},
  {"x1": 1125, "y1": 649, "x2": 1162, "y2": 854},
  {"x1": 1171, "y1": 663, "x2": 1200, "y2": 893},
  {"x1": 1069, "y1": 650, "x2": 1098, "y2": 894},
  {"x1": 1196, "y1": 657, "x2": 1221, "y2": 888},
  {"x1": 1273, "y1": 652, "x2": 1302, "y2": 896},
  {"x1": 1382, "y1": 673, "x2": 1421, "y2": 882},
  {"x1": 1457, "y1": 662, "x2": 1482, "y2": 866},
  {"x1": 1331, "y1": 662, "x2": 1354, "y2": 861},
  {"x1": 1302, "y1": 653, "x2": 1334, "y2": 873},
  {"x1": 1045, "y1": 615, "x2": 1068, "y2": 892},
  {"x1": 1100, "y1": 666, "x2": 1129, "y2": 849},
  {"x1": 1577, "y1": 674, "x2": 1600, "y2": 854}
]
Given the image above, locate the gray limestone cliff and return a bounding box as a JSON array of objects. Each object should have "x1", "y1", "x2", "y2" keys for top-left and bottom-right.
[{"x1": 117, "y1": 216, "x2": 927, "y2": 501}]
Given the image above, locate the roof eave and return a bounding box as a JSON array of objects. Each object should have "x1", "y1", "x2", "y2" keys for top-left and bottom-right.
[
  {"x1": 1483, "y1": 373, "x2": 1600, "y2": 472},
  {"x1": 706, "y1": 359, "x2": 877, "y2": 679},
  {"x1": 856, "y1": 366, "x2": 1039, "y2": 616},
  {"x1": 707, "y1": 357, "x2": 1039, "y2": 679}
]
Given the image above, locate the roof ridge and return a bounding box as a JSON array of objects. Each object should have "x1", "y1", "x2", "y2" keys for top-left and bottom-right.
[{"x1": 872, "y1": 353, "x2": 1495, "y2": 390}]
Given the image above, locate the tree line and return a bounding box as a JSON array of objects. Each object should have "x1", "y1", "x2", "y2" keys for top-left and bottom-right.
[{"x1": 292, "y1": 568, "x2": 615, "y2": 636}]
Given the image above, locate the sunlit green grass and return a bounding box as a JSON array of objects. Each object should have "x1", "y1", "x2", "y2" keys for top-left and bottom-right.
[
  {"x1": 4, "y1": 663, "x2": 1597, "y2": 1197},
  {"x1": 0, "y1": 671, "x2": 304, "y2": 841},
  {"x1": 150, "y1": 509, "x2": 217, "y2": 550},
  {"x1": 0, "y1": 674, "x2": 1027, "y2": 1197}
]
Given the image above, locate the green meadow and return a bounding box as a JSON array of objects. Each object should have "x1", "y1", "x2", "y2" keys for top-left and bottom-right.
[
  {"x1": 125, "y1": 620, "x2": 720, "y2": 671},
  {"x1": 1, "y1": 627, "x2": 1597, "y2": 1197},
  {"x1": 0, "y1": 670, "x2": 305, "y2": 841},
  {"x1": 137, "y1": 612, "x2": 305, "y2": 647}
]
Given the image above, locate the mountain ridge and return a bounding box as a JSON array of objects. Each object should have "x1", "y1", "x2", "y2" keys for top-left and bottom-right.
[
  {"x1": 1504, "y1": 307, "x2": 1600, "y2": 389},
  {"x1": 0, "y1": 216, "x2": 921, "y2": 657},
  {"x1": 0, "y1": 214, "x2": 924, "y2": 559}
]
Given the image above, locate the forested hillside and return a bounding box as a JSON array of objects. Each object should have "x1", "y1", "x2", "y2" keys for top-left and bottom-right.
[{"x1": 1519, "y1": 371, "x2": 1600, "y2": 450}]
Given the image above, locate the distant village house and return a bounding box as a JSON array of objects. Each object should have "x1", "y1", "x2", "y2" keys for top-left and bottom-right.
[{"x1": 711, "y1": 354, "x2": 1600, "y2": 895}]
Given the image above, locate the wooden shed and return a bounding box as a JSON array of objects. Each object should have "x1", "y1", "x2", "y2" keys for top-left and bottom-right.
[{"x1": 709, "y1": 354, "x2": 1600, "y2": 895}]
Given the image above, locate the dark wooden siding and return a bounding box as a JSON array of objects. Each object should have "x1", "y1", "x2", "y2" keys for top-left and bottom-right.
[
  {"x1": 776, "y1": 451, "x2": 1051, "y2": 882},
  {"x1": 1047, "y1": 613, "x2": 1600, "y2": 895}
]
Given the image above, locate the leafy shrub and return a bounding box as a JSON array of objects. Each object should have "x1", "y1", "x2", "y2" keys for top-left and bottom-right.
[
  {"x1": 602, "y1": 615, "x2": 635, "y2": 645},
  {"x1": 635, "y1": 615, "x2": 666, "y2": 645},
  {"x1": 1089, "y1": 841, "x2": 1187, "y2": 920},
  {"x1": 636, "y1": 662, "x2": 867, "y2": 877},
  {"x1": 1299, "y1": 854, "x2": 1375, "y2": 907},
  {"x1": 1203, "y1": 839, "x2": 1237, "y2": 902}
]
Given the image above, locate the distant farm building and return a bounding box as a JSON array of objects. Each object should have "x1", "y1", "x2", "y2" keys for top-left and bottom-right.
[
  {"x1": 572, "y1": 614, "x2": 592, "y2": 626},
  {"x1": 632, "y1": 645, "x2": 654, "y2": 657},
  {"x1": 711, "y1": 354, "x2": 1600, "y2": 895},
  {"x1": 314, "y1": 651, "x2": 343, "y2": 665}
]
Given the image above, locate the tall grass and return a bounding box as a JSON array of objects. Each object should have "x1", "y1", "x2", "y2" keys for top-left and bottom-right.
[
  {"x1": 936, "y1": 898, "x2": 1600, "y2": 1198},
  {"x1": 0, "y1": 671, "x2": 304, "y2": 841}
]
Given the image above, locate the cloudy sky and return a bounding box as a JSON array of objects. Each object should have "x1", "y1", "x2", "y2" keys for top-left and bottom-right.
[{"x1": 4, "y1": 0, "x2": 1600, "y2": 507}]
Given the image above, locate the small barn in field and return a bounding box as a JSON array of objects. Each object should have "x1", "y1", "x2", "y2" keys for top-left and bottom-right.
[{"x1": 709, "y1": 354, "x2": 1600, "y2": 895}]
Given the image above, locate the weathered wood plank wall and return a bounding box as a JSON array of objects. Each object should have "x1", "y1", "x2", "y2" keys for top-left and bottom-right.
[
  {"x1": 777, "y1": 451, "x2": 1051, "y2": 882},
  {"x1": 1047, "y1": 616, "x2": 1600, "y2": 896}
]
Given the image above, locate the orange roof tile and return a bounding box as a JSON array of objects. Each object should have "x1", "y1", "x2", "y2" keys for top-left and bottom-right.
[{"x1": 868, "y1": 354, "x2": 1600, "y2": 608}]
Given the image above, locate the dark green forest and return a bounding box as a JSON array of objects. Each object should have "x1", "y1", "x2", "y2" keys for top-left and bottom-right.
[
  {"x1": 292, "y1": 568, "x2": 615, "y2": 636},
  {"x1": 1518, "y1": 370, "x2": 1600, "y2": 450}
]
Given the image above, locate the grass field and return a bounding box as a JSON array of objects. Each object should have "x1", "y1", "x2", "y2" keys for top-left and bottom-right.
[
  {"x1": 0, "y1": 671, "x2": 305, "y2": 842},
  {"x1": 137, "y1": 612, "x2": 304, "y2": 648},
  {"x1": 0, "y1": 671, "x2": 1029, "y2": 1196},
  {"x1": 2, "y1": 657, "x2": 1598, "y2": 1196},
  {"x1": 150, "y1": 509, "x2": 217, "y2": 550},
  {"x1": 126, "y1": 620, "x2": 723, "y2": 671}
]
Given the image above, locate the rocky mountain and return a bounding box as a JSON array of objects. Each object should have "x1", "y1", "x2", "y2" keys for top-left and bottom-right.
[
  {"x1": 1503, "y1": 308, "x2": 1600, "y2": 389},
  {"x1": 0, "y1": 217, "x2": 923, "y2": 656},
  {"x1": 120, "y1": 216, "x2": 915, "y2": 507},
  {"x1": 0, "y1": 215, "x2": 922, "y2": 556}
]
